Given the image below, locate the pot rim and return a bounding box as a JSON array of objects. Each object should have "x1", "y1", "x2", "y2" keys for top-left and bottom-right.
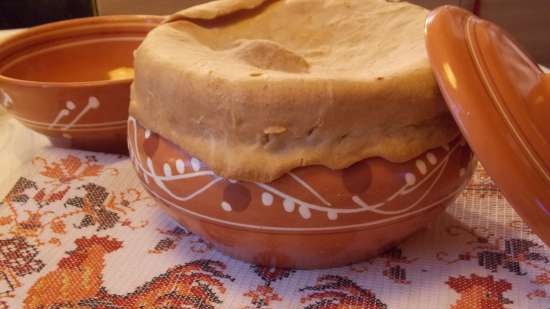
[{"x1": 0, "y1": 14, "x2": 164, "y2": 88}]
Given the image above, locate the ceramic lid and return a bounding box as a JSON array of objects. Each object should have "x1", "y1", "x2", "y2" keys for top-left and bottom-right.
[{"x1": 425, "y1": 6, "x2": 550, "y2": 246}]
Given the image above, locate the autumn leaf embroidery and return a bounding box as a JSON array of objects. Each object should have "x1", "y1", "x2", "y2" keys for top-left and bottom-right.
[
  {"x1": 50, "y1": 220, "x2": 65, "y2": 234},
  {"x1": 148, "y1": 227, "x2": 192, "y2": 254},
  {"x1": 0, "y1": 216, "x2": 13, "y2": 226},
  {"x1": 33, "y1": 186, "x2": 70, "y2": 207},
  {"x1": 0, "y1": 237, "x2": 45, "y2": 297},
  {"x1": 63, "y1": 183, "x2": 148, "y2": 232},
  {"x1": 300, "y1": 275, "x2": 388, "y2": 309},
  {"x1": 3, "y1": 178, "x2": 37, "y2": 204},
  {"x1": 65, "y1": 184, "x2": 120, "y2": 231},
  {"x1": 243, "y1": 285, "x2": 282, "y2": 308},
  {"x1": 33, "y1": 155, "x2": 116, "y2": 183}
]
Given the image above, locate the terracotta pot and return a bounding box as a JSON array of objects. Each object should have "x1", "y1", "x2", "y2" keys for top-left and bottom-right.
[
  {"x1": 128, "y1": 117, "x2": 476, "y2": 268},
  {"x1": 0, "y1": 15, "x2": 163, "y2": 153}
]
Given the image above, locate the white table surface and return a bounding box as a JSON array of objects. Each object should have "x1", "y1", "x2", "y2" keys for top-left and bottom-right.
[{"x1": 0, "y1": 29, "x2": 52, "y2": 198}]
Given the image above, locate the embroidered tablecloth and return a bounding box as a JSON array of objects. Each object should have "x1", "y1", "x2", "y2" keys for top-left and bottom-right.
[{"x1": 0, "y1": 116, "x2": 549, "y2": 309}]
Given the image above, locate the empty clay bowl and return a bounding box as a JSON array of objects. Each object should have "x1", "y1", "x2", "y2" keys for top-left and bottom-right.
[
  {"x1": 0, "y1": 15, "x2": 163, "y2": 153},
  {"x1": 128, "y1": 117, "x2": 476, "y2": 268}
]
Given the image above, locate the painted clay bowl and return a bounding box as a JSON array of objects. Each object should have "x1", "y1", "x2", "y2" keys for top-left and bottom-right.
[
  {"x1": 0, "y1": 15, "x2": 163, "y2": 153},
  {"x1": 128, "y1": 117, "x2": 476, "y2": 268}
]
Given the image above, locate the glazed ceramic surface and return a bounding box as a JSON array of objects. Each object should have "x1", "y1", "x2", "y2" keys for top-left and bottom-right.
[
  {"x1": 0, "y1": 15, "x2": 162, "y2": 153},
  {"x1": 128, "y1": 117, "x2": 476, "y2": 268},
  {"x1": 425, "y1": 6, "x2": 550, "y2": 246}
]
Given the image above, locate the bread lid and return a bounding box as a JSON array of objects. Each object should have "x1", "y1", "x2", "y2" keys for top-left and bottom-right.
[
  {"x1": 131, "y1": 0, "x2": 459, "y2": 182},
  {"x1": 425, "y1": 6, "x2": 550, "y2": 246}
]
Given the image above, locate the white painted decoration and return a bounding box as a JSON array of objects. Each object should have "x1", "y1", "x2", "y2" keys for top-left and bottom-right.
[
  {"x1": 405, "y1": 173, "x2": 416, "y2": 186},
  {"x1": 283, "y1": 199, "x2": 295, "y2": 212},
  {"x1": 176, "y1": 160, "x2": 185, "y2": 174},
  {"x1": 416, "y1": 159, "x2": 427, "y2": 175},
  {"x1": 261, "y1": 192, "x2": 273, "y2": 206},
  {"x1": 221, "y1": 201, "x2": 232, "y2": 212},
  {"x1": 427, "y1": 152, "x2": 438, "y2": 165},
  {"x1": 163, "y1": 163, "x2": 172, "y2": 177},
  {"x1": 191, "y1": 158, "x2": 201, "y2": 172},
  {"x1": 298, "y1": 205, "x2": 311, "y2": 219}
]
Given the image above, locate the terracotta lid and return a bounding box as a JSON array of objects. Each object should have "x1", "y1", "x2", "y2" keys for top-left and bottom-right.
[{"x1": 425, "y1": 6, "x2": 550, "y2": 246}]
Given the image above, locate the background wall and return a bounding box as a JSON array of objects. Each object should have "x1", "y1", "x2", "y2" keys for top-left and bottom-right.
[
  {"x1": 406, "y1": 0, "x2": 549, "y2": 66},
  {"x1": 477, "y1": 0, "x2": 549, "y2": 70},
  {"x1": 0, "y1": 0, "x2": 95, "y2": 29},
  {"x1": 93, "y1": 0, "x2": 474, "y2": 14},
  {"x1": 95, "y1": 0, "x2": 206, "y2": 15}
]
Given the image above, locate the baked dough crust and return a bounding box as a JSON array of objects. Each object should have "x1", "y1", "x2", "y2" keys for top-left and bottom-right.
[{"x1": 130, "y1": 0, "x2": 458, "y2": 182}]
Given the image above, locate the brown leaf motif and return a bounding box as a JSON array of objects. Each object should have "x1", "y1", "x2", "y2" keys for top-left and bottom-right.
[
  {"x1": 438, "y1": 226, "x2": 549, "y2": 276},
  {"x1": 149, "y1": 227, "x2": 195, "y2": 254},
  {"x1": 3, "y1": 178, "x2": 37, "y2": 204},
  {"x1": 150, "y1": 238, "x2": 177, "y2": 254},
  {"x1": 65, "y1": 184, "x2": 120, "y2": 231},
  {"x1": 300, "y1": 275, "x2": 387, "y2": 309},
  {"x1": 350, "y1": 246, "x2": 416, "y2": 284},
  {"x1": 64, "y1": 183, "x2": 149, "y2": 232}
]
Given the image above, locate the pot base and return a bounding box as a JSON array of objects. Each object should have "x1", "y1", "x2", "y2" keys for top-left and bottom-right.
[
  {"x1": 157, "y1": 198, "x2": 448, "y2": 269},
  {"x1": 49, "y1": 134, "x2": 128, "y2": 155}
]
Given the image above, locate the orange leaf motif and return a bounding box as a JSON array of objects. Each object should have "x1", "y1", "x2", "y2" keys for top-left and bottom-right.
[
  {"x1": 0, "y1": 216, "x2": 13, "y2": 225},
  {"x1": 38, "y1": 155, "x2": 106, "y2": 182},
  {"x1": 80, "y1": 164, "x2": 104, "y2": 178},
  {"x1": 33, "y1": 189, "x2": 46, "y2": 203},
  {"x1": 532, "y1": 273, "x2": 550, "y2": 286},
  {"x1": 46, "y1": 187, "x2": 70, "y2": 203},
  {"x1": 50, "y1": 220, "x2": 66, "y2": 234},
  {"x1": 40, "y1": 163, "x2": 64, "y2": 180},
  {"x1": 60, "y1": 155, "x2": 82, "y2": 177},
  {"x1": 49, "y1": 238, "x2": 61, "y2": 246}
]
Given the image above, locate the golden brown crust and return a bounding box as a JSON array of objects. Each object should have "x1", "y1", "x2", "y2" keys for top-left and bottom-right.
[{"x1": 131, "y1": 0, "x2": 459, "y2": 182}]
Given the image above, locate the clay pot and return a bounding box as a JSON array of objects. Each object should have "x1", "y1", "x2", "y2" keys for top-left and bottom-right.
[
  {"x1": 128, "y1": 117, "x2": 476, "y2": 268},
  {"x1": 426, "y1": 6, "x2": 550, "y2": 247},
  {"x1": 0, "y1": 15, "x2": 163, "y2": 153}
]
